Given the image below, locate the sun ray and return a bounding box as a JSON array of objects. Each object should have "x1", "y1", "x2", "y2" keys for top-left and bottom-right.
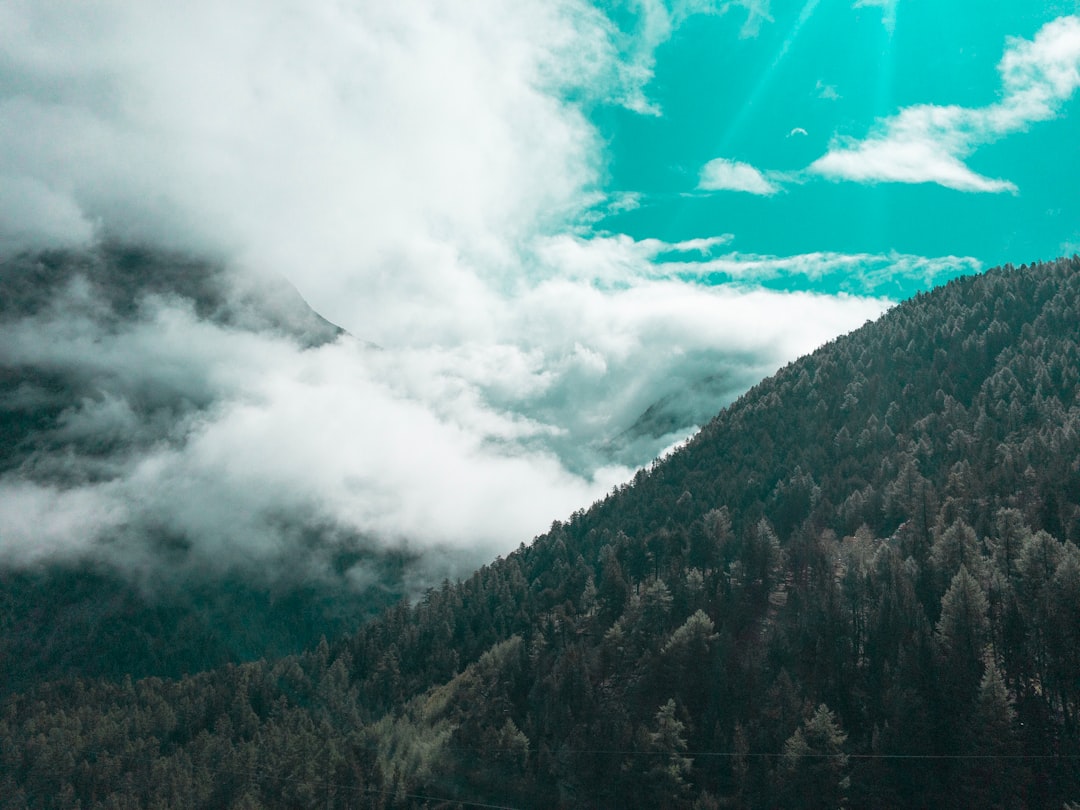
[
  {"x1": 713, "y1": 0, "x2": 822, "y2": 155},
  {"x1": 863, "y1": 0, "x2": 900, "y2": 247},
  {"x1": 656, "y1": 0, "x2": 821, "y2": 245}
]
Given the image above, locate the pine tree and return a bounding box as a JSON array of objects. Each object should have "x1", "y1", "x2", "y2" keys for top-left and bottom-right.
[
  {"x1": 778, "y1": 703, "x2": 850, "y2": 809},
  {"x1": 958, "y1": 657, "x2": 1024, "y2": 808},
  {"x1": 631, "y1": 699, "x2": 693, "y2": 806},
  {"x1": 933, "y1": 564, "x2": 992, "y2": 791},
  {"x1": 936, "y1": 565, "x2": 990, "y2": 673}
]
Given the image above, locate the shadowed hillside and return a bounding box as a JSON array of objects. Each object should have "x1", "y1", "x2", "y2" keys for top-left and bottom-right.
[{"x1": 0, "y1": 245, "x2": 401, "y2": 692}]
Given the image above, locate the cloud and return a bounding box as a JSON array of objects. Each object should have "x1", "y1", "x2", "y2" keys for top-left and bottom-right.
[
  {"x1": 699, "y1": 157, "x2": 782, "y2": 195},
  {"x1": 0, "y1": 176, "x2": 96, "y2": 254},
  {"x1": 0, "y1": 1, "x2": 955, "y2": 597},
  {"x1": 815, "y1": 80, "x2": 840, "y2": 101},
  {"x1": 811, "y1": 119, "x2": 1019, "y2": 193},
  {"x1": 0, "y1": 274, "x2": 613, "y2": 579},
  {"x1": 0, "y1": 245, "x2": 891, "y2": 589},
  {"x1": 673, "y1": 249, "x2": 982, "y2": 294},
  {"x1": 789, "y1": 127, "x2": 809, "y2": 137},
  {"x1": 538, "y1": 234, "x2": 980, "y2": 294},
  {"x1": 0, "y1": 0, "x2": 620, "y2": 324},
  {"x1": 809, "y1": 15, "x2": 1080, "y2": 191},
  {"x1": 728, "y1": 0, "x2": 774, "y2": 38},
  {"x1": 598, "y1": 0, "x2": 775, "y2": 114}
]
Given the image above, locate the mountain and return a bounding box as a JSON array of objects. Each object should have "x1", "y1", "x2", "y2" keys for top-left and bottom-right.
[
  {"x1": 3, "y1": 257, "x2": 1080, "y2": 808},
  {"x1": 0, "y1": 244, "x2": 400, "y2": 693},
  {"x1": 0, "y1": 242, "x2": 738, "y2": 694}
]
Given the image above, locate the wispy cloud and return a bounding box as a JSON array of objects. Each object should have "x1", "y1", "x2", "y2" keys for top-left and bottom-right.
[
  {"x1": 729, "y1": 0, "x2": 774, "y2": 38},
  {"x1": 602, "y1": 0, "x2": 775, "y2": 114},
  {"x1": 816, "y1": 79, "x2": 840, "y2": 101},
  {"x1": 698, "y1": 157, "x2": 783, "y2": 195},
  {"x1": 672, "y1": 249, "x2": 982, "y2": 294},
  {"x1": 809, "y1": 15, "x2": 1080, "y2": 192},
  {"x1": 534, "y1": 233, "x2": 980, "y2": 295}
]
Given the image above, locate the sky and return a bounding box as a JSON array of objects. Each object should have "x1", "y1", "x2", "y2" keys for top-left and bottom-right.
[
  {"x1": 1, "y1": 1, "x2": 1078, "y2": 588},
  {"x1": 597, "y1": 0, "x2": 1080, "y2": 272}
]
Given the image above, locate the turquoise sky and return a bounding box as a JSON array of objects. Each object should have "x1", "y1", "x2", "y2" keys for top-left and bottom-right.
[{"x1": 588, "y1": 1, "x2": 1080, "y2": 298}]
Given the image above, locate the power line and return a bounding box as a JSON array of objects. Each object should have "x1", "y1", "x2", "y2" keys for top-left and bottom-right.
[
  {"x1": 167, "y1": 759, "x2": 523, "y2": 810},
  {"x1": 351, "y1": 739, "x2": 1080, "y2": 760}
]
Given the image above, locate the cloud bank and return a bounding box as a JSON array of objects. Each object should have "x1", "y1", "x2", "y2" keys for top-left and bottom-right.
[
  {"x1": 0, "y1": 1, "x2": 975, "y2": 593},
  {"x1": 0, "y1": 245, "x2": 893, "y2": 590}
]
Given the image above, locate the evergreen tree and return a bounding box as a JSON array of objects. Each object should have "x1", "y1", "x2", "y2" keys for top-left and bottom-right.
[
  {"x1": 778, "y1": 704, "x2": 850, "y2": 810},
  {"x1": 642, "y1": 699, "x2": 693, "y2": 805},
  {"x1": 958, "y1": 657, "x2": 1024, "y2": 808}
]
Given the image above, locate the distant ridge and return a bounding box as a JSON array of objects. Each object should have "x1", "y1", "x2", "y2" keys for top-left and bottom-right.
[
  {"x1": 0, "y1": 242, "x2": 345, "y2": 346},
  {"x1": 0, "y1": 245, "x2": 395, "y2": 694}
]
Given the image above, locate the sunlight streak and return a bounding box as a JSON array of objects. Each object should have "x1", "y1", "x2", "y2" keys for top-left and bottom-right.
[{"x1": 714, "y1": 0, "x2": 822, "y2": 154}]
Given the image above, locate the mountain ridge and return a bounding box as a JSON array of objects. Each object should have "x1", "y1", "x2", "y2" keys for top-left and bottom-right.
[{"x1": 3, "y1": 256, "x2": 1080, "y2": 808}]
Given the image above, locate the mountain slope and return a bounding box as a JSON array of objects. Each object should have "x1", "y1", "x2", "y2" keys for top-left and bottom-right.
[
  {"x1": 3, "y1": 257, "x2": 1080, "y2": 809},
  {"x1": 0, "y1": 244, "x2": 399, "y2": 692},
  {"x1": 337, "y1": 256, "x2": 1080, "y2": 806}
]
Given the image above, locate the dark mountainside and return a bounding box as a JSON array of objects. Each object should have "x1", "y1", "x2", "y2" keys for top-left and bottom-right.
[
  {"x1": 3, "y1": 257, "x2": 1080, "y2": 808},
  {"x1": 0, "y1": 245, "x2": 405, "y2": 693}
]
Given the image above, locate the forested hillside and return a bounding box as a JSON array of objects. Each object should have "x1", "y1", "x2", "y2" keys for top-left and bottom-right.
[{"x1": 4, "y1": 257, "x2": 1080, "y2": 808}]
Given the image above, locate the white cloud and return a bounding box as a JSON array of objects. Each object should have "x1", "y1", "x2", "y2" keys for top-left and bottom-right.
[
  {"x1": 728, "y1": 0, "x2": 774, "y2": 38},
  {"x1": 676, "y1": 249, "x2": 982, "y2": 292},
  {"x1": 810, "y1": 15, "x2": 1080, "y2": 191},
  {"x1": 0, "y1": 252, "x2": 890, "y2": 585},
  {"x1": 699, "y1": 157, "x2": 782, "y2": 195},
  {"x1": 810, "y1": 114, "x2": 1019, "y2": 192},
  {"x1": 539, "y1": 234, "x2": 980, "y2": 293},
  {"x1": 0, "y1": 0, "x2": 618, "y2": 329}
]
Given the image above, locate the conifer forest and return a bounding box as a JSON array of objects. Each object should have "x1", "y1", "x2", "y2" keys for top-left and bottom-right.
[{"x1": 3, "y1": 256, "x2": 1080, "y2": 808}]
